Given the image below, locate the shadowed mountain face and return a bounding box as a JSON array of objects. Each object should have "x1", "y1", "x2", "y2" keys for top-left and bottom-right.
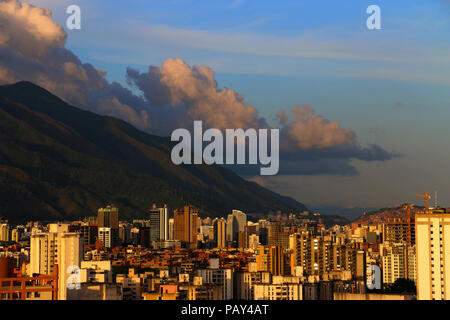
[{"x1": 0, "y1": 81, "x2": 307, "y2": 222}]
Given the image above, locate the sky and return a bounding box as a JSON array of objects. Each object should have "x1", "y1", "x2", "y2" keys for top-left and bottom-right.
[{"x1": 3, "y1": 0, "x2": 450, "y2": 210}]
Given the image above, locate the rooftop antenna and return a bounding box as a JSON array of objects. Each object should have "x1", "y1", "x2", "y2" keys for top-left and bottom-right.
[{"x1": 435, "y1": 191, "x2": 438, "y2": 208}]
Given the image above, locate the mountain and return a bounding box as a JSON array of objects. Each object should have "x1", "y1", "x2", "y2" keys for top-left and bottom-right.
[
  {"x1": 0, "y1": 81, "x2": 307, "y2": 222},
  {"x1": 350, "y1": 205, "x2": 425, "y2": 225}
]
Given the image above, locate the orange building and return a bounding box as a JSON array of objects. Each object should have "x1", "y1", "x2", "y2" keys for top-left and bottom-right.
[
  {"x1": 174, "y1": 205, "x2": 199, "y2": 249},
  {"x1": 0, "y1": 257, "x2": 58, "y2": 300},
  {"x1": 256, "y1": 245, "x2": 285, "y2": 276}
]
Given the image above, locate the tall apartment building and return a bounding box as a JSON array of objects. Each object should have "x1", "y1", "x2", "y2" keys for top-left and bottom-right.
[
  {"x1": 80, "y1": 223, "x2": 98, "y2": 247},
  {"x1": 98, "y1": 227, "x2": 112, "y2": 248},
  {"x1": 290, "y1": 232, "x2": 330, "y2": 275},
  {"x1": 168, "y1": 218, "x2": 174, "y2": 240},
  {"x1": 416, "y1": 209, "x2": 450, "y2": 300},
  {"x1": 290, "y1": 232, "x2": 363, "y2": 278},
  {"x1": 174, "y1": 205, "x2": 199, "y2": 248},
  {"x1": 256, "y1": 245, "x2": 285, "y2": 276},
  {"x1": 149, "y1": 204, "x2": 169, "y2": 242},
  {"x1": 30, "y1": 224, "x2": 83, "y2": 300},
  {"x1": 238, "y1": 229, "x2": 248, "y2": 249},
  {"x1": 11, "y1": 228, "x2": 20, "y2": 243},
  {"x1": 382, "y1": 243, "x2": 416, "y2": 285},
  {"x1": 213, "y1": 218, "x2": 226, "y2": 249},
  {"x1": 0, "y1": 224, "x2": 10, "y2": 242},
  {"x1": 97, "y1": 206, "x2": 119, "y2": 247},
  {"x1": 268, "y1": 222, "x2": 290, "y2": 249}
]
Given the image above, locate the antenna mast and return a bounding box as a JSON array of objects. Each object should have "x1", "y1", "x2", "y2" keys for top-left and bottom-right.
[{"x1": 435, "y1": 191, "x2": 438, "y2": 208}]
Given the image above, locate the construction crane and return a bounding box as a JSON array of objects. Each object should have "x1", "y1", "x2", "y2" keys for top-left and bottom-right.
[
  {"x1": 398, "y1": 203, "x2": 413, "y2": 245},
  {"x1": 416, "y1": 190, "x2": 431, "y2": 214}
]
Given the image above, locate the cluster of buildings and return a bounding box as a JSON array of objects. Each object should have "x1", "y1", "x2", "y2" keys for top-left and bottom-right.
[{"x1": 0, "y1": 200, "x2": 449, "y2": 300}]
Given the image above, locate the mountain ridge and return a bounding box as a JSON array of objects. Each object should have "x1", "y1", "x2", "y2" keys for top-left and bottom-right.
[{"x1": 0, "y1": 81, "x2": 309, "y2": 222}]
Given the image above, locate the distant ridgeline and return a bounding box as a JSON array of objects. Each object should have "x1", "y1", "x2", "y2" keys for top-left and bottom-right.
[{"x1": 0, "y1": 81, "x2": 310, "y2": 222}]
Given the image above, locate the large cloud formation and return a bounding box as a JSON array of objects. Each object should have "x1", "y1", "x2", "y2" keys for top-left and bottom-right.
[
  {"x1": 126, "y1": 58, "x2": 265, "y2": 130},
  {"x1": 0, "y1": 0, "x2": 396, "y2": 176},
  {"x1": 277, "y1": 105, "x2": 356, "y2": 149},
  {"x1": 0, "y1": 0, "x2": 150, "y2": 127}
]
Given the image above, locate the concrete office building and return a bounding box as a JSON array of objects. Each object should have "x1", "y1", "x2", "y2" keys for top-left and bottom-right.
[
  {"x1": 226, "y1": 210, "x2": 246, "y2": 246},
  {"x1": 149, "y1": 204, "x2": 169, "y2": 242},
  {"x1": 97, "y1": 206, "x2": 119, "y2": 247},
  {"x1": 174, "y1": 205, "x2": 199, "y2": 248}
]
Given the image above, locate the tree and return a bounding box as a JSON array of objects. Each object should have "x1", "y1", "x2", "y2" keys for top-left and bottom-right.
[{"x1": 387, "y1": 278, "x2": 416, "y2": 294}]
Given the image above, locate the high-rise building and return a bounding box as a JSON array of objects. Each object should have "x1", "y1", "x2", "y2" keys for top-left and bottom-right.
[
  {"x1": 238, "y1": 230, "x2": 248, "y2": 249},
  {"x1": 256, "y1": 245, "x2": 285, "y2": 276},
  {"x1": 80, "y1": 223, "x2": 98, "y2": 247},
  {"x1": 98, "y1": 227, "x2": 112, "y2": 248},
  {"x1": 289, "y1": 231, "x2": 361, "y2": 277},
  {"x1": 30, "y1": 223, "x2": 83, "y2": 300},
  {"x1": 248, "y1": 234, "x2": 260, "y2": 249},
  {"x1": 139, "y1": 226, "x2": 151, "y2": 248},
  {"x1": 149, "y1": 204, "x2": 169, "y2": 242},
  {"x1": 0, "y1": 224, "x2": 10, "y2": 242},
  {"x1": 268, "y1": 222, "x2": 289, "y2": 249},
  {"x1": 119, "y1": 223, "x2": 132, "y2": 245},
  {"x1": 97, "y1": 206, "x2": 119, "y2": 247},
  {"x1": 383, "y1": 217, "x2": 415, "y2": 246},
  {"x1": 174, "y1": 205, "x2": 199, "y2": 248},
  {"x1": 290, "y1": 232, "x2": 327, "y2": 275},
  {"x1": 416, "y1": 209, "x2": 450, "y2": 300},
  {"x1": 168, "y1": 218, "x2": 174, "y2": 240},
  {"x1": 226, "y1": 210, "x2": 246, "y2": 246},
  {"x1": 382, "y1": 243, "x2": 416, "y2": 285},
  {"x1": 213, "y1": 218, "x2": 226, "y2": 249}
]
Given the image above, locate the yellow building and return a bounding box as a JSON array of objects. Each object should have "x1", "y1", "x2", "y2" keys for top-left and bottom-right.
[
  {"x1": 416, "y1": 209, "x2": 450, "y2": 300},
  {"x1": 30, "y1": 224, "x2": 83, "y2": 300}
]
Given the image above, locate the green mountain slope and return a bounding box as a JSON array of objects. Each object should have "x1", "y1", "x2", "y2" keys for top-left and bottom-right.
[{"x1": 0, "y1": 81, "x2": 307, "y2": 222}]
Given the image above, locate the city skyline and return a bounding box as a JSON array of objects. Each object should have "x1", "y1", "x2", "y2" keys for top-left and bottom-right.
[{"x1": 0, "y1": 197, "x2": 443, "y2": 300}]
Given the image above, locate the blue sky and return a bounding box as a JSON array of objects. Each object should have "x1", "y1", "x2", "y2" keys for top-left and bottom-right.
[{"x1": 28, "y1": 0, "x2": 450, "y2": 209}]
